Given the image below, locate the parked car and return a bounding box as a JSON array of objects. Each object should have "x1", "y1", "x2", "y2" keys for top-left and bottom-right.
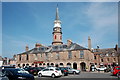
[
  {"x1": 38, "y1": 67, "x2": 62, "y2": 78},
  {"x1": 112, "y1": 66, "x2": 120, "y2": 75},
  {"x1": 2, "y1": 66, "x2": 15, "y2": 69},
  {"x1": 24, "y1": 67, "x2": 38, "y2": 75},
  {"x1": 64, "y1": 67, "x2": 80, "y2": 74},
  {"x1": 58, "y1": 67, "x2": 68, "y2": 76},
  {"x1": 16, "y1": 68, "x2": 29, "y2": 74},
  {"x1": 2, "y1": 68, "x2": 34, "y2": 80},
  {"x1": 117, "y1": 71, "x2": 120, "y2": 78},
  {"x1": 96, "y1": 67, "x2": 107, "y2": 71},
  {"x1": 0, "y1": 70, "x2": 9, "y2": 80}
]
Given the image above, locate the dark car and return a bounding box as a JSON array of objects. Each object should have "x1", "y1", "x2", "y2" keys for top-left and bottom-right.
[
  {"x1": 24, "y1": 67, "x2": 38, "y2": 75},
  {"x1": 58, "y1": 67, "x2": 68, "y2": 76},
  {"x1": 2, "y1": 68, "x2": 34, "y2": 80},
  {"x1": 0, "y1": 70, "x2": 9, "y2": 80}
]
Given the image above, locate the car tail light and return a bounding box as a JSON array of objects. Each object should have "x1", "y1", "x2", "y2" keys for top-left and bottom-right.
[
  {"x1": 30, "y1": 70, "x2": 33, "y2": 72},
  {"x1": 55, "y1": 71, "x2": 58, "y2": 73},
  {"x1": 64, "y1": 70, "x2": 67, "y2": 72}
]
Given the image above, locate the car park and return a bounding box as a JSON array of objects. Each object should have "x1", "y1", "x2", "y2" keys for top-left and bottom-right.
[
  {"x1": 58, "y1": 67, "x2": 69, "y2": 76},
  {"x1": 38, "y1": 67, "x2": 62, "y2": 78},
  {"x1": 2, "y1": 68, "x2": 34, "y2": 80},
  {"x1": 64, "y1": 67, "x2": 80, "y2": 74}
]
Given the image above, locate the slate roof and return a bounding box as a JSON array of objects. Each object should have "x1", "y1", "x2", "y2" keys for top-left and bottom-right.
[
  {"x1": 18, "y1": 43, "x2": 87, "y2": 55},
  {"x1": 94, "y1": 48, "x2": 118, "y2": 57}
]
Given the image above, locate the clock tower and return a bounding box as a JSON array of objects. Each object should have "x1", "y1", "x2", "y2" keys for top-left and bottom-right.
[{"x1": 52, "y1": 6, "x2": 63, "y2": 45}]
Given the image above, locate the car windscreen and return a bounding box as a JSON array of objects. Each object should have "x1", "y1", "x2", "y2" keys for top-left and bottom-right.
[
  {"x1": 56, "y1": 68, "x2": 60, "y2": 71},
  {"x1": 10, "y1": 69, "x2": 28, "y2": 74}
]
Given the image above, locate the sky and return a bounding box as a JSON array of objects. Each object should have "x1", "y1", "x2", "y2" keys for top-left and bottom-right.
[{"x1": 2, "y1": 2, "x2": 118, "y2": 58}]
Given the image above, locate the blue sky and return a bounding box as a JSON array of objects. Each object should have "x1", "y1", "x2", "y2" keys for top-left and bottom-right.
[{"x1": 2, "y1": 2, "x2": 118, "y2": 58}]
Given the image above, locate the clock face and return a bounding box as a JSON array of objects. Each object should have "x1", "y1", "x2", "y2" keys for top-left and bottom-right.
[{"x1": 54, "y1": 28, "x2": 57, "y2": 31}]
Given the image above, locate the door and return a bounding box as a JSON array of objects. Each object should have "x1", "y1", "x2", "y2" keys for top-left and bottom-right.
[{"x1": 42, "y1": 69, "x2": 49, "y2": 76}]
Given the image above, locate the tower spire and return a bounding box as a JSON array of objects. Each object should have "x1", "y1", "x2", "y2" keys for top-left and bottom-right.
[{"x1": 55, "y1": 4, "x2": 59, "y2": 20}]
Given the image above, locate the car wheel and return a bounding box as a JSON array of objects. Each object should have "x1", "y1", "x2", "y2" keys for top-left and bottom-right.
[
  {"x1": 73, "y1": 71, "x2": 76, "y2": 75},
  {"x1": 51, "y1": 74, "x2": 55, "y2": 78},
  {"x1": 38, "y1": 73, "x2": 42, "y2": 77}
]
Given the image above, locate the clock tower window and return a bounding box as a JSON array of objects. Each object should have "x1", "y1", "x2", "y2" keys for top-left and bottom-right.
[{"x1": 55, "y1": 35, "x2": 57, "y2": 39}]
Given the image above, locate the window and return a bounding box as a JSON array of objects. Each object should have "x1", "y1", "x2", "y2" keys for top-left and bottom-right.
[
  {"x1": 26, "y1": 54, "x2": 29, "y2": 60},
  {"x1": 35, "y1": 54, "x2": 38, "y2": 60},
  {"x1": 41, "y1": 54, "x2": 42, "y2": 57},
  {"x1": 43, "y1": 69, "x2": 49, "y2": 71},
  {"x1": 114, "y1": 58, "x2": 116, "y2": 61},
  {"x1": 55, "y1": 35, "x2": 57, "y2": 39},
  {"x1": 19, "y1": 55, "x2": 21, "y2": 61},
  {"x1": 56, "y1": 52, "x2": 60, "y2": 59},
  {"x1": 94, "y1": 56, "x2": 96, "y2": 59},
  {"x1": 45, "y1": 53, "x2": 48, "y2": 60},
  {"x1": 101, "y1": 59, "x2": 103, "y2": 62},
  {"x1": 68, "y1": 51, "x2": 72, "y2": 59},
  {"x1": 80, "y1": 50, "x2": 84, "y2": 58},
  {"x1": 107, "y1": 58, "x2": 109, "y2": 62},
  {"x1": 60, "y1": 36, "x2": 62, "y2": 40},
  {"x1": 50, "y1": 69, "x2": 54, "y2": 71}
]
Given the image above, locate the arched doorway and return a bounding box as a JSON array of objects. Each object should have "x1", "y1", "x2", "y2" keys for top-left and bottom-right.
[
  {"x1": 73, "y1": 62, "x2": 77, "y2": 69},
  {"x1": 47, "y1": 63, "x2": 49, "y2": 67},
  {"x1": 80, "y1": 62, "x2": 86, "y2": 71},
  {"x1": 18, "y1": 64, "x2": 21, "y2": 68},
  {"x1": 22, "y1": 64, "x2": 25, "y2": 68},
  {"x1": 51, "y1": 63, "x2": 54, "y2": 67},
  {"x1": 67, "y1": 63, "x2": 71, "y2": 67},
  {"x1": 55, "y1": 64, "x2": 59, "y2": 67},
  {"x1": 26, "y1": 64, "x2": 29, "y2": 67},
  {"x1": 60, "y1": 63, "x2": 64, "y2": 67},
  {"x1": 39, "y1": 63, "x2": 42, "y2": 67}
]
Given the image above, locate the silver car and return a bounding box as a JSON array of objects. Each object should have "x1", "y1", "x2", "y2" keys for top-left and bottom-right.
[{"x1": 65, "y1": 67, "x2": 80, "y2": 74}]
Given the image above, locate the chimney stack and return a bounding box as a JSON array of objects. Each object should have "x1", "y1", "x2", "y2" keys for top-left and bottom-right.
[
  {"x1": 88, "y1": 36, "x2": 92, "y2": 50},
  {"x1": 35, "y1": 43, "x2": 42, "y2": 48},
  {"x1": 25, "y1": 45, "x2": 29, "y2": 51},
  {"x1": 67, "y1": 39, "x2": 72, "y2": 46}
]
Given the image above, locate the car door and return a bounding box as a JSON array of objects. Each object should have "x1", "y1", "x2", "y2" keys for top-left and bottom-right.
[
  {"x1": 49, "y1": 69, "x2": 54, "y2": 76},
  {"x1": 42, "y1": 69, "x2": 49, "y2": 76},
  {"x1": 68, "y1": 68, "x2": 73, "y2": 73}
]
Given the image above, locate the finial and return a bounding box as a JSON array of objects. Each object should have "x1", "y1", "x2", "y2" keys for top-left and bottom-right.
[{"x1": 55, "y1": 4, "x2": 59, "y2": 20}]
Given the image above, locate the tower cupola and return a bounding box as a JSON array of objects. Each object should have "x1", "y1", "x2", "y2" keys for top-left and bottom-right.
[{"x1": 52, "y1": 5, "x2": 63, "y2": 45}]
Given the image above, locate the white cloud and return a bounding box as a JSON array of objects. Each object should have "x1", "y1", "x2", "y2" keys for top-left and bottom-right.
[{"x1": 82, "y1": 2, "x2": 118, "y2": 48}]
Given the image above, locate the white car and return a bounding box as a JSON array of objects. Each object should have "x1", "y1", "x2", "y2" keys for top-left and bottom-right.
[
  {"x1": 66, "y1": 67, "x2": 80, "y2": 74},
  {"x1": 38, "y1": 67, "x2": 62, "y2": 78},
  {"x1": 96, "y1": 67, "x2": 107, "y2": 71}
]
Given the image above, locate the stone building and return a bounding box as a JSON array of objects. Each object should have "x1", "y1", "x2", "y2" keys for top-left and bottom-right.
[
  {"x1": 93, "y1": 45, "x2": 118, "y2": 68},
  {"x1": 16, "y1": 6, "x2": 94, "y2": 71}
]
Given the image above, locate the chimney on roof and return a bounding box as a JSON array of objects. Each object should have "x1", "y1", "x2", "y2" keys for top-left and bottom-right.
[
  {"x1": 35, "y1": 43, "x2": 42, "y2": 48},
  {"x1": 88, "y1": 36, "x2": 92, "y2": 50},
  {"x1": 67, "y1": 39, "x2": 72, "y2": 46},
  {"x1": 25, "y1": 45, "x2": 29, "y2": 51},
  {"x1": 115, "y1": 44, "x2": 118, "y2": 51}
]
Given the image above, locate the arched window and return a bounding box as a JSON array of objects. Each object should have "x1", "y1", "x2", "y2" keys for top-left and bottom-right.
[
  {"x1": 19, "y1": 55, "x2": 21, "y2": 61},
  {"x1": 26, "y1": 54, "x2": 29, "y2": 60},
  {"x1": 60, "y1": 35, "x2": 62, "y2": 40},
  {"x1": 55, "y1": 35, "x2": 57, "y2": 39}
]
